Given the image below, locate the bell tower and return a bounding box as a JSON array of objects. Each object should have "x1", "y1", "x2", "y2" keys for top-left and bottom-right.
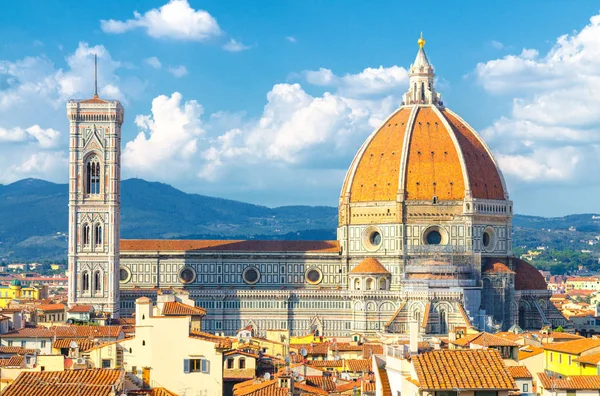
[{"x1": 67, "y1": 55, "x2": 124, "y2": 318}]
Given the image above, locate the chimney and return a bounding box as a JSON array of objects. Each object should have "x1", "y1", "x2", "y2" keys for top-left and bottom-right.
[{"x1": 409, "y1": 321, "x2": 419, "y2": 355}]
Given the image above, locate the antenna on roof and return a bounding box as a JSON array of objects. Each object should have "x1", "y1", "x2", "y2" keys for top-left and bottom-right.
[{"x1": 94, "y1": 53, "x2": 98, "y2": 98}]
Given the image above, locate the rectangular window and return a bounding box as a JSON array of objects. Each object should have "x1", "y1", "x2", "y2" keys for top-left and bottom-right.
[
  {"x1": 41, "y1": 341, "x2": 46, "y2": 348},
  {"x1": 569, "y1": 355, "x2": 572, "y2": 365},
  {"x1": 186, "y1": 358, "x2": 210, "y2": 373},
  {"x1": 559, "y1": 354, "x2": 562, "y2": 364},
  {"x1": 102, "y1": 359, "x2": 111, "y2": 368},
  {"x1": 21, "y1": 341, "x2": 26, "y2": 348},
  {"x1": 523, "y1": 384, "x2": 528, "y2": 393},
  {"x1": 7, "y1": 341, "x2": 12, "y2": 347},
  {"x1": 567, "y1": 391, "x2": 576, "y2": 396}
]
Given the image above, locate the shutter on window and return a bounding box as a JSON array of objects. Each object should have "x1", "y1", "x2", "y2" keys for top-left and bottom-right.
[
  {"x1": 183, "y1": 359, "x2": 190, "y2": 373},
  {"x1": 202, "y1": 359, "x2": 210, "y2": 373}
]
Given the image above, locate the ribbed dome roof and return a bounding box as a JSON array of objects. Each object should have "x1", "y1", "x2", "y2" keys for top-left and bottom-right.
[
  {"x1": 341, "y1": 106, "x2": 506, "y2": 204},
  {"x1": 350, "y1": 258, "x2": 390, "y2": 274},
  {"x1": 513, "y1": 258, "x2": 547, "y2": 290}
]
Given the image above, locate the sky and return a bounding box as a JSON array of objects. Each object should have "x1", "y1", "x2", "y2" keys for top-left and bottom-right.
[{"x1": 1, "y1": 0, "x2": 599, "y2": 216}]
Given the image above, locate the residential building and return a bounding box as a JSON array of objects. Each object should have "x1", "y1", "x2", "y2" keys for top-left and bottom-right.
[
  {"x1": 537, "y1": 373, "x2": 600, "y2": 396},
  {"x1": 506, "y1": 366, "x2": 533, "y2": 395},
  {"x1": 0, "y1": 280, "x2": 48, "y2": 308},
  {"x1": 36, "y1": 303, "x2": 66, "y2": 323},
  {"x1": 544, "y1": 338, "x2": 600, "y2": 376}
]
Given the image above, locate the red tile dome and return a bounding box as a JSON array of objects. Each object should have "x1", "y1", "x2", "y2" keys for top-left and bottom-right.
[{"x1": 513, "y1": 258, "x2": 547, "y2": 290}]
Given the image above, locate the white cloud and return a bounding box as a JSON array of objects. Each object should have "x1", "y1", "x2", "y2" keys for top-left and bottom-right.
[
  {"x1": 475, "y1": 13, "x2": 600, "y2": 185},
  {"x1": 286, "y1": 36, "x2": 297, "y2": 43},
  {"x1": 100, "y1": 0, "x2": 222, "y2": 41},
  {"x1": 490, "y1": 40, "x2": 504, "y2": 50},
  {"x1": 167, "y1": 65, "x2": 188, "y2": 78},
  {"x1": 0, "y1": 42, "x2": 130, "y2": 185},
  {"x1": 223, "y1": 39, "x2": 252, "y2": 52},
  {"x1": 123, "y1": 92, "x2": 205, "y2": 176},
  {"x1": 145, "y1": 56, "x2": 162, "y2": 69},
  {"x1": 123, "y1": 65, "x2": 404, "y2": 194},
  {"x1": 302, "y1": 66, "x2": 408, "y2": 96}
]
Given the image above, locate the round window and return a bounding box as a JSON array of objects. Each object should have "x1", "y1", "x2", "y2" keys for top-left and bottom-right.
[
  {"x1": 178, "y1": 266, "x2": 196, "y2": 284},
  {"x1": 119, "y1": 266, "x2": 131, "y2": 283},
  {"x1": 483, "y1": 231, "x2": 491, "y2": 247},
  {"x1": 426, "y1": 230, "x2": 442, "y2": 244},
  {"x1": 369, "y1": 232, "x2": 382, "y2": 246},
  {"x1": 243, "y1": 267, "x2": 260, "y2": 285},
  {"x1": 305, "y1": 268, "x2": 322, "y2": 284}
]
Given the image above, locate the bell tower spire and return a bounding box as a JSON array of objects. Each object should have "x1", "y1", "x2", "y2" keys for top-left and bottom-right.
[
  {"x1": 402, "y1": 34, "x2": 442, "y2": 106},
  {"x1": 94, "y1": 53, "x2": 98, "y2": 98}
]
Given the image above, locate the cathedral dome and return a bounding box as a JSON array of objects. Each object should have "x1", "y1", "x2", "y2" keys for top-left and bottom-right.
[
  {"x1": 340, "y1": 37, "x2": 506, "y2": 208},
  {"x1": 513, "y1": 258, "x2": 547, "y2": 290}
]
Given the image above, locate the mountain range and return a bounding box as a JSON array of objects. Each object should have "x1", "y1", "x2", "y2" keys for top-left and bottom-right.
[{"x1": 0, "y1": 178, "x2": 598, "y2": 262}]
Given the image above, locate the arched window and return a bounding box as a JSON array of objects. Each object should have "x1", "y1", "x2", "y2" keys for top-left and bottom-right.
[
  {"x1": 413, "y1": 83, "x2": 417, "y2": 101},
  {"x1": 421, "y1": 82, "x2": 425, "y2": 101},
  {"x1": 379, "y1": 278, "x2": 387, "y2": 290},
  {"x1": 239, "y1": 358, "x2": 246, "y2": 369},
  {"x1": 366, "y1": 278, "x2": 374, "y2": 291},
  {"x1": 86, "y1": 156, "x2": 101, "y2": 195},
  {"x1": 94, "y1": 271, "x2": 101, "y2": 292},
  {"x1": 413, "y1": 310, "x2": 421, "y2": 325},
  {"x1": 82, "y1": 272, "x2": 90, "y2": 292},
  {"x1": 439, "y1": 310, "x2": 447, "y2": 334},
  {"x1": 94, "y1": 224, "x2": 103, "y2": 246},
  {"x1": 354, "y1": 278, "x2": 361, "y2": 290},
  {"x1": 82, "y1": 224, "x2": 90, "y2": 246},
  {"x1": 227, "y1": 358, "x2": 234, "y2": 369}
]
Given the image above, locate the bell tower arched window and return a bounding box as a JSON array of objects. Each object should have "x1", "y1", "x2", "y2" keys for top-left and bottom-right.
[
  {"x1": 94, "y1": 224, "x2": 103, "y2": 246},
  {"x1": 86, "y1": 156, "x2": 101, "y2": 195},
  {"x1": 94, "y1": 270, "x2": 101, "y2": 293},
  {"x1": 82, "y1": 272, "x2": 90, "y2": 292},
  {"x1": 82, "y1": 224, "x2": 90, "y2": 246}
]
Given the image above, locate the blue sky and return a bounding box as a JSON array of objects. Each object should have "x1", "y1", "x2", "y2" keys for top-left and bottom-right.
[{"x1": 1, "y1": 1, "x2": 599, "y2": 216}]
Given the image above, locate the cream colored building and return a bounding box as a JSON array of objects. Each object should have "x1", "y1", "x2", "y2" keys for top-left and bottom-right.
[{"x1": 118, "y1": 296, "x2": 229, "y2": 395}]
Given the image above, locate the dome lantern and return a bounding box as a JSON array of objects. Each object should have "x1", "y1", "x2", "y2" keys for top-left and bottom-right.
[{"x1": 402, "y1": 33, "x2": 442, "y2": 106}]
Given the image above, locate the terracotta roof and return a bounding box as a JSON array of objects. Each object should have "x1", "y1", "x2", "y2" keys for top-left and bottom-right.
[
  {"x1": 161, "y1": 301, "x2": 206, "y2": 316},
  {"x1": 575, "y1": 351, "x2": 600, "y2": 365},
  {"x1": 346, "y1": 359, "x2": 372, "y2": 372},
  {"x1": 452, "y1": 332, "x2": 518, "y2": 348},
  {"x1": 482, "y1": 260, "x2": 515, "y2": 275},
  {"x1": 412, "y1": 350, "x2": 517, "y2": 391},
  {"x1": 362, "y1": 343, "x2": 383, "y2": 358},
  {"x1": 189, "y1": 330, "x2": 232, "y2": 349},
  {"x1": 52, "y1": 338, "x2": 96, "y2": 352},
  {"x1": 121, "y1": 239, "x2": 340, "y2": 253},
  {"x1": 290, "y1": 343, "x2": 329, "y2": 355},
  {"x1": 518, "y1": 345, "x2": 544, "y2": 360},
  {"x1": 1, "y1": 325, "x2": 123, "y2": 339},
  {"x1": 310, "y1": 360, "x2": 343, "y2": 367},
  {"x1": 349, "y1": 258, "x2": 390, "y2": 274},
  {"x1": 2, "y1": 368, "x2": 123, "y2": 396},
  {"x1": 37, "y1": 303, "x2": 66, "y2": 312},
  {"x1": 233, "y1": 379, "x2": 288, "y2": 396},
  {"x1": 0, "y1": 355, "x2": 25, "y2": 367},
  {"x1": 0, "y1": 346, "x2": 36, "y2": 355},
  {"x1": 513, "y1": 258, "x2": 547, "y2": 290},
  {"x1": 127, "y1": 388, "x2": 179, "y2": 396},
  {"x1": 224, "y1": 368, "x2": 256, "y2": 380},
  {"x1": 543, "y1": 338, "x2": 600, "y2": 355},
  {"x1": 507, "y1": 366, "x2": 532, "y2": 379},
  {"x1": 68, "y1": 305, "x2": 94, "y2": 313},
  {"x1": 78, "y1": 95, "x2": 109, "y2": 104},
  {"x1": 333, "y1": 342, "x2": 363, "y2": 351},
  {"x1": 538, "y1": 373, "x2": 600, "y2": 390},
  {"x1": 294, "y1": 381, "x2": 328, "y2": 395},
  {"x1": 305, "y1": 376, "x2": 337, "y2": 391}
]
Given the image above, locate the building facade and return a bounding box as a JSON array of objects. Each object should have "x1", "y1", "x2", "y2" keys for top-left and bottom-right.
[{"x1": 67, "y1": 37, "x2": 568, "y2": 337}]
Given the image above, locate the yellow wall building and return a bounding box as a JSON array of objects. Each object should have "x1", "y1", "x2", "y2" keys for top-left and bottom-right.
[
  {"x1": 544, "y1": 338, "x2": 600, "y2": 376},
  {"x1": 0, "y1": 280, "x2": 48, "y2": 308}
]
